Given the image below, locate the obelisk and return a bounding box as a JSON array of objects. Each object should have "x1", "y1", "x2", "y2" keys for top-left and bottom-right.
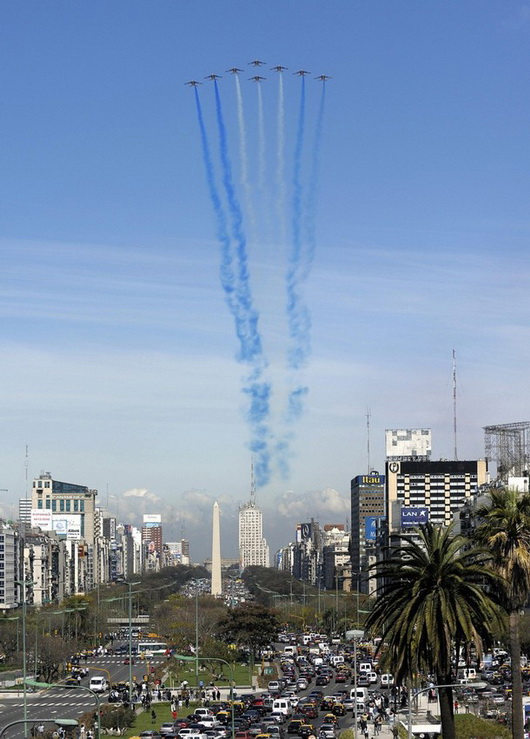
[{"x1": 211, "y1": 501, "x2": 222, "y2": 595}]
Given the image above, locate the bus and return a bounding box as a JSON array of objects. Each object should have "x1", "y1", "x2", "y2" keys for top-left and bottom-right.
[{"x1": 137, "y1": 641, "x2": 168, "y2": 656}]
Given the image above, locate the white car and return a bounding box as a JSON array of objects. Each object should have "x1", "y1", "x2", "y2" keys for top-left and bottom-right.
[
  {"x1": 89, "y1": 677, "x2": 108, "y2": 693},
  {"x1": 319, "y1": 724, "x2": 336, "y2": 739},
  {"x1": 380, "y1": 674, "x2": 394, "y2": 687}
]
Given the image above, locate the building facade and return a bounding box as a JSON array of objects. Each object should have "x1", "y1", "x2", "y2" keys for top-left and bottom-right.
[
  {"x1": 238, "y1": 500, "x2": 269, "y2": 569},
  {"x1": 350, "y1": 472, "x2": 386, "y2": 578},
  {"x1": 385, "y1": 458, "x2": 488, "y2": 528}
]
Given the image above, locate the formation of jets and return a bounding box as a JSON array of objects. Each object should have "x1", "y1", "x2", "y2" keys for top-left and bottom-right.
[{"x1": 186, "y1": 66, "x2": 330, "y2": 86}]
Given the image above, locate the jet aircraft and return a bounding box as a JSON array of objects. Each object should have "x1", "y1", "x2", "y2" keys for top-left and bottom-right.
[
  {"x1": 204, "y1": 74, "x2": 222, "y2": 80},
  {"x1": 249, "y1": 59, "x2": 266, "y2": 66},
  {"x1": 293, "y1": 70, "x2": 311, "y2": 76},
  {"x1": 270, "y1": 65, "x2": 288, "y2": 72},
  {"x1": 314, "y1": 74, "x2": 332, "y2": 81},
  {"x1": 185, "y1": 80, "x2": 202, "y2": 87},
  {"x1": 226, "y1": 67, "x2": 243, "y2": 74},
  {"x1": 249, "y1": 75, "x2": 266, "y2": 82}
]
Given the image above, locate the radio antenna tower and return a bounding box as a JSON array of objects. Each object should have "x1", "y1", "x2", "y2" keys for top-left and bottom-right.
[
  {"x1": 250, "y1": 458, "x2": 256, "y2": 506},
  {"x1": 366, "y1": 409, "x2": 371, "y2": 473},
  {"x1": 452, "y1": 350, "x2": 458, "y2": 461}
]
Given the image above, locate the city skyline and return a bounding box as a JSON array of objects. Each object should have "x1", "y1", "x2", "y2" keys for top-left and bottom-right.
[{"x1": 2, "y1": 2, "x2": 530, "y2": 545}]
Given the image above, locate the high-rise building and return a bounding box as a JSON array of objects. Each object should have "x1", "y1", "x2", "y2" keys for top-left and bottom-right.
[
  {"x1": 350, "y1": 472, "x2": 386, "y2": 578},
  {"x1": 386, "y1": 459, "x2": 488, "y2": 529},
  {"x1": 19, "y1": 498, "x2": 32, "y2": 525},
  {"x1": 141, "y1": 514, "x2": 162, "y2": 553},
  {"x1": 238, "y1": 464, "x2": 269, "y2": 570},
  {"x1": 31, "y1": 473, "x2": 97, "y2": 543}
]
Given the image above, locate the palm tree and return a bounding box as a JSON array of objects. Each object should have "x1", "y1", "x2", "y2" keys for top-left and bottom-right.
[
  {"x1": 366, "y1": 522, "x2": 502, "y2": 739},
  {"x1": 473, "y1": 488, "x2": 530, "y2": 739}
]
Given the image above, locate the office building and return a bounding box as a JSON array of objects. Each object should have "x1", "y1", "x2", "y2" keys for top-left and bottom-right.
[
  {"x1": 141, "y1": 514, "x2": 162, "y2": 554},
  {"x1": 31, "y1": 473, "x2": 97, "y2": 543},
  {"x1": 238, "y1": 500, "x2": 269, "y2": 569},
  {"x1": 386, "y1": 458, "x2": 488, "y2": 529},
  {"x1": 350, "y1": 472, "x2": 386, "y2": 579}
]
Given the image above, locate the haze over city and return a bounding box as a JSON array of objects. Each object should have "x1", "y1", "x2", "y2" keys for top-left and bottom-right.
[{"x1": 2, "y1": 1, "x2": 530, "y2": 559}]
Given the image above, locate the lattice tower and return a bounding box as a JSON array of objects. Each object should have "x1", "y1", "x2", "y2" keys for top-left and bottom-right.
[{"x1": 484, "y1": 421, "x2": 530, "y2": 480}]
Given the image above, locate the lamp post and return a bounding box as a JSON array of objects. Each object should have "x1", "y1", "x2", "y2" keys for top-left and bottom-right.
[
  {"x1": 174, "y1": 655, "x2": 235, "y2": 739},
  {"x1": 25, "y1": 679, "x2": 101, "y2": 739},
  {"x1": 345, "y1": 629, "x2": 364, "y2": 739},
  {"x1": 127, "y1": 581, "x2": 141, "y2": 705},
  {"x1": 15, "y1": 578, "x2": 35, "y2": 739},
  {"x1": 0, "y1": 718, "x2": 77, "y2": 739},
  {"x1": 405, "y1": 682, "x2": 474, "y2": 739}
]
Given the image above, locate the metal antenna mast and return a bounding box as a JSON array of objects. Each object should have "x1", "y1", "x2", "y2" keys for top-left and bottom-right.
[
  {"x1": 250, "y1": 459, "x2": 256, "y2": 505},
  {"x1": 25, "y1": 444, "x2": 29, "y2": 501},
  {"x1": 366, "y1": 409, "x2": 371, "y2": 473},
  {"x1": 453, "y1": 350, "x2": 458, "y2": 461}
]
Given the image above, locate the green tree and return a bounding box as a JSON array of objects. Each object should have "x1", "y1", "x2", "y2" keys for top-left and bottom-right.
[
  {"x1": 365, "y1": 523, "x2": 502, "y2": 739},
  {"x1": 216, "y1": 603, "x2": 281, "y2": 658},
  {"x1": 473, "y1": 488, "x2": 530, "y2": 739}
]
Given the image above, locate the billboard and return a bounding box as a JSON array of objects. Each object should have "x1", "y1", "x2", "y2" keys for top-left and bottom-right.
[
  {"x1": 400, "y1": 507, "x2": 429, "y2": 527},
  {"x1": 143, "y1": 514, "x2": 162, "y2": 528},
  {"x1": 31, "y1": 510, "x2": 53, "y2": 531},
  {"x1": 52, "y1": 514, "x2": 82, "y2": 540},
  {"x1": 300, "y1": 522, "x2": 312, "y2": 540},
  {"x1": 365, "y1": 516, "x2": 385, "y2": 542}
]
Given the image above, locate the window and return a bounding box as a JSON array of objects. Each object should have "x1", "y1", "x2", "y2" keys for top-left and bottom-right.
[
  {"x1": 37, "y1": 500, "x2": 42, "y2": 509},
  {"x1": 44, "y1": 481, "x2": 50, "y2": 488},
  {"x1": 66, "y1": 500, "x2": 71, "y2": 512},
  {"x1": 74, "y1": 500, "x2": 78, "y2": 512},
  {"x1": 45, "y1": 499, "x2": 50, "y2": 509},
  {"x1": 52, "y1": 500, "x2": 56, "y2": 511},
  {"x1": 60, "y1": 500, "x2": 65, "y2": 512}
]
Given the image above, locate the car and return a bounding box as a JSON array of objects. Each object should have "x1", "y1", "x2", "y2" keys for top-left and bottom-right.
[
  {"x1": 160, "y1": 725, "x2": 178, "y2": 736},
  {"x1": 140, "y1": 733, "x2": 162, "y2": 739},
  {"x1": 235, "y1": 733, "x2": 251, "y2": 739},
  {"x1": 298, "y1": 725, "x2": 315, "y2": 739},
  {"x1": 315, "y1": 676, "x2": 329, "y2": 686},
  {"x1": 123, "y1": 656, "x2": 135, "y2": 665},
  {"x1": 492, "y1": 694, "x2": 505, "y2": 705},
  {"x1": 356, "y1": 675, "x2": 370, "y2": 688},
  {"x1": 318, "y1": 725, "x2": 336, "y2": 739},
  {"x1": 296, "y1": 679, "x2": 308, "y2": 691},
  {"x1": 287, "y1": 721, "x2": 303, "y2": 735}
]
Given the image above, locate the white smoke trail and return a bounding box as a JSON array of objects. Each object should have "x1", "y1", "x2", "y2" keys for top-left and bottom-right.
[
  {"x1": 257, "y1": 82, "x2": 266, "y2": 194},
  {"x1": 235, "y1": 74, "x2": 256, "y2": 235},
  {"x1": 276, "y1": 72, "x2": 287, "y2": 249}
]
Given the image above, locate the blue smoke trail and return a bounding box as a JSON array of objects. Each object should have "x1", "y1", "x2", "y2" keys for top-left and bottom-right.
[
  {"x1": 235, "y1": 74, "x2": 256, "y2": 236},
  {"x1": 212, "y1": 80, "x2": 271, "y2": 486},
  {"x1": 286, "y1": 75, "x2": 309, "y2": 374},
  {"x1": 213, "y1": 80, "x2": 263, "y2": 364},
  {"x1": 193, "y1": 87, "x2": 237, "y2": 319}
]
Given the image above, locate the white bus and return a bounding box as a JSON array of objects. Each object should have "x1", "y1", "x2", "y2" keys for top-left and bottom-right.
[{"x1": 137, "y1": 641, "x2": 167, "y2": 656}]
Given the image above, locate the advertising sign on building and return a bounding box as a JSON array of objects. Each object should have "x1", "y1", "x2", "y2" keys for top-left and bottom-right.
[
  {"x1": 143, "y1": 514, "x2": 162, "y2": 527},
  {"x1": 300, "y1": 522, "x2": 312, "y2": 540},
  {"x1": 52, "y1": 514, "x2": 82, "y2": 540},
  {"x1": 365, "y1": 516, "x2": 385, "y2": 541},
  {"x1": 400, "y1": 507, "x2": 429, "y2": 527},
  {"x1": 31, "y1": 510, "x2": 53, "y2": 531}
]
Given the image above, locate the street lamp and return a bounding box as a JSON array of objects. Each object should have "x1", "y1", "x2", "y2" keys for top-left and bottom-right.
[
  {"x1": 345, "y1": 628, "x2": 364, "y2": 739},
  {"x1": 405, "y1": 682, "x2": 473, "y2": 739},
  {"x1": 0, "y1": 718, "x2": 78, "y2": 739},
  {"x1": 15, "y1": 578, "x2": 35, "y2": 738},
  {"x1": 174, "y1": 655, "x2": 235, "y2": 739},
  {"x1": 25, "y1": 679, "x2": 102, "y2": 739}
]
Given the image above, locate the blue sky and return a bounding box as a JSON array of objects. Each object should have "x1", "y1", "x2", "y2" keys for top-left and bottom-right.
[{"x1": 1, "y1": 1, "x2": 530, "y2": 558}]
